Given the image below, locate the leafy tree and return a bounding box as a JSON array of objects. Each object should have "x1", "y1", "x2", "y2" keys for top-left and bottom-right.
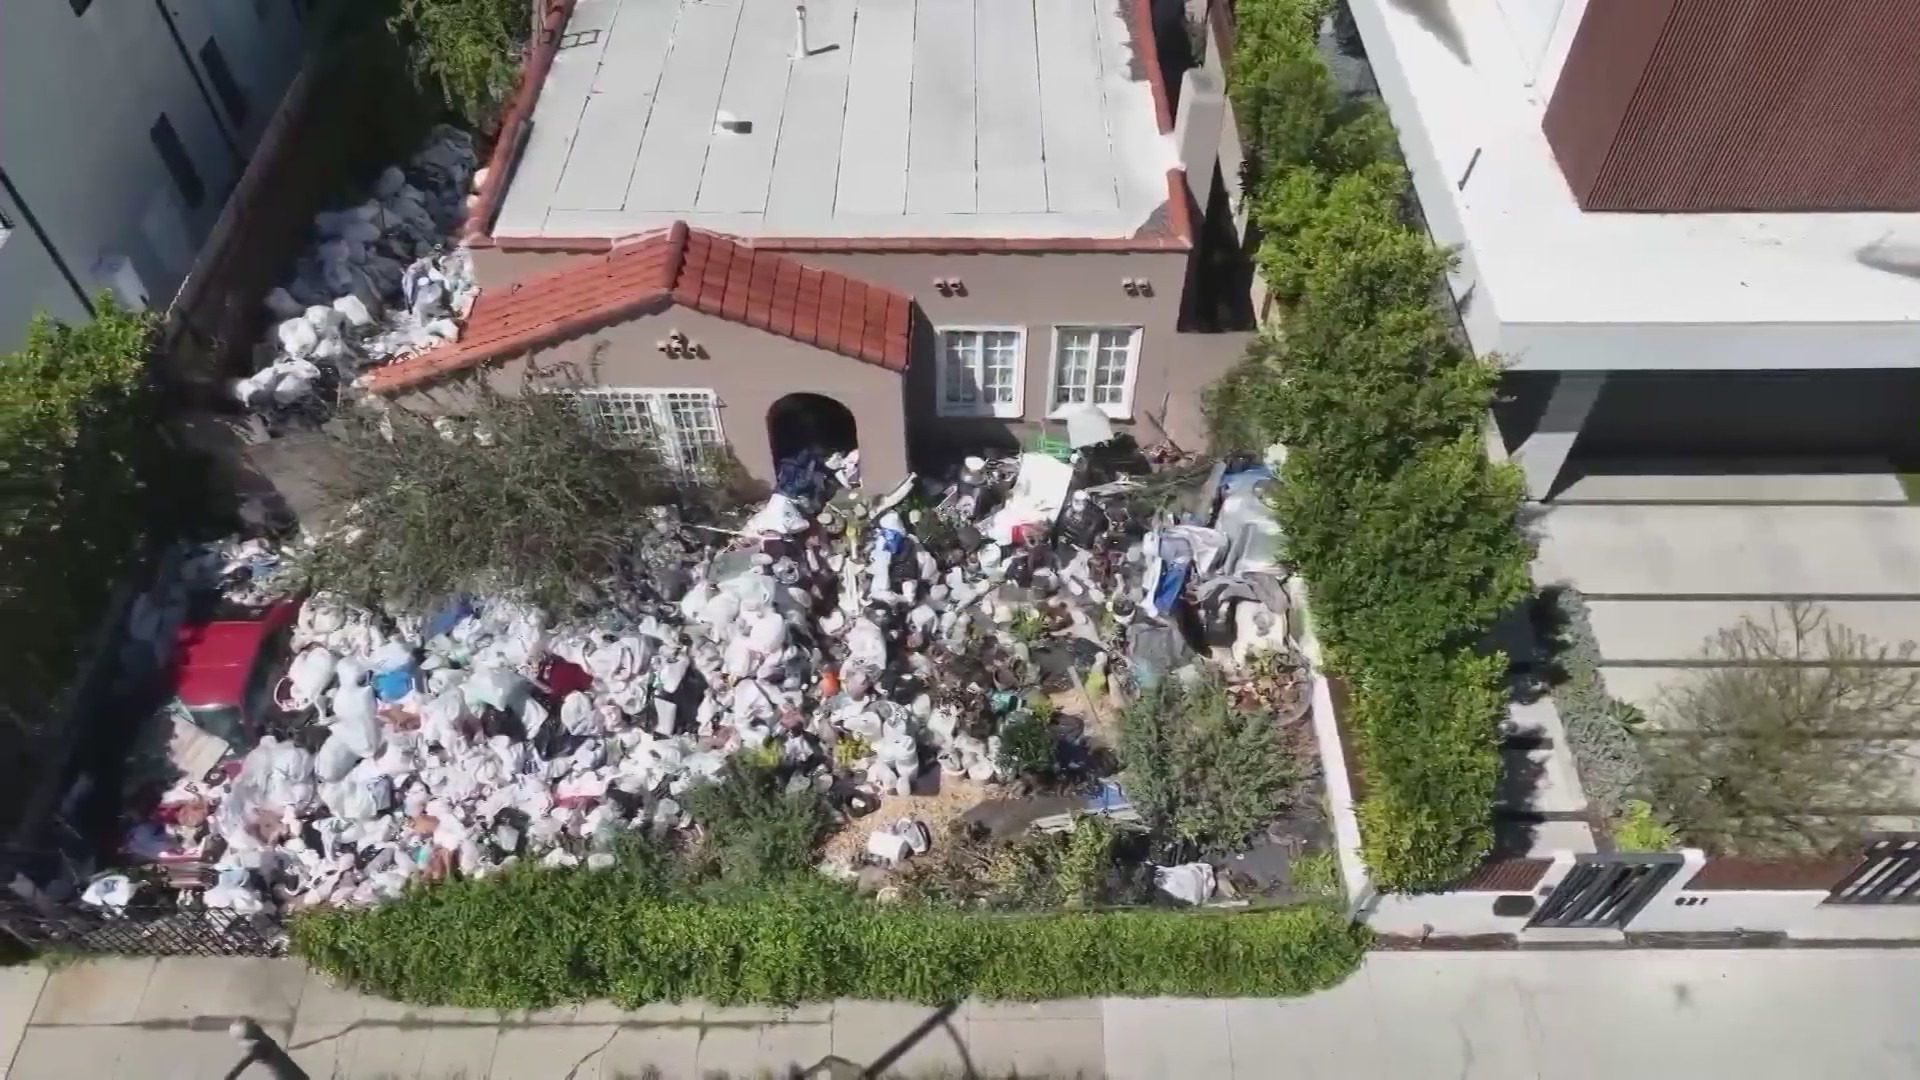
[
  {"x1": 1647, "y1": 602, "x2": 1920, "y2": 856},
  {"x1": 1119, "y1": 668, "x2": 1303, "y2": 859},
  {"x1": 294, "y1": 380, "x2": 677, "y2": 613},
  {"x1": 0, "y1": 302, "x2": 166, "y2": 774},
  {"x1": 1235, "y1": 40, "x2": 1340, "y2": 180},
  {"x1": 389, "y1": 0, "x2": 531, "y2": 128}
]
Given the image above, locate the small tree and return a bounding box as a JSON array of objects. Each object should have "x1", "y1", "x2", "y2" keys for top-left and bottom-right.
[
  {"x1": 295, "y1": 379, "x2": 677, "y2": 612},
  {"x1": 1119, "y1": 668, "x2": 1302, "y2": 859},
  {"x1": 389, "y1": 0, "x2": 531, "y2": 128},
  {"x1": 1647, "y1": 602, "x2": 1920, "y2": 856},
  {"x1": 0, "y1": 302, "x2": 163, "y2": 732}
]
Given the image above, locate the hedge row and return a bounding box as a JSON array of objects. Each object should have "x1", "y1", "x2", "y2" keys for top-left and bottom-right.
[
  {"x1": 1206, "y1": 0, "x2": 1532, "y2": 890},
  {"x1": 292, "y1": 868, "x2": 1369, "y2": 1008}
]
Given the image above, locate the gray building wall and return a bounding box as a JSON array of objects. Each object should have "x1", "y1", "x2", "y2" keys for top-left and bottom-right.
[{"x1": 0, "y1": 0, "x2": 308, "y2": 350}]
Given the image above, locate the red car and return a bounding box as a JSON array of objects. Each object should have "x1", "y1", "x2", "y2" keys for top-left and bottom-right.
[{"x1": 164, "y1": 597, "x2": 302, "y2": 764}]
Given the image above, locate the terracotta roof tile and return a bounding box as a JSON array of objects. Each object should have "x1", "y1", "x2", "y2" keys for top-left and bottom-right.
[{"x1": 366, "y1": 222, "x2": 914, "y2": 393}]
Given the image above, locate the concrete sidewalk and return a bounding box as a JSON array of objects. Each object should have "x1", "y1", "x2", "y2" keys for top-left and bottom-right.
[{"x1": 6, "y1": 950, "x2": 1920, "y2": 1078}]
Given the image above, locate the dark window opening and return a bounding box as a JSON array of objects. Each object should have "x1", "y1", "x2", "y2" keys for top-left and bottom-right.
[
  {"x1": 199, "y1": 37, "x2": 251, "y2": 126},
  {"x1": 150, "y1": 115, "x2": 205, "y2": 210}
]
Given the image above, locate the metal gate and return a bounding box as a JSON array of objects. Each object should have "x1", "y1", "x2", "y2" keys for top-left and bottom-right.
[
  {"x1": 1527, "y1": 854, "x2": 1684, "y2": 929},
  {"x1": 0, "y1": 890, "x2": 284, "y2": 958},
  {"x1": 1826, "y1": 837, "x2": 1920, "y2": 905}
]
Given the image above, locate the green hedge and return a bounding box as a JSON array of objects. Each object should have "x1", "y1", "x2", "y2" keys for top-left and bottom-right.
[
  {"x1": 1206, "y1": 0, "x2": 1530, "y2": 890},
  {"x1": 292, "y1": 869, "x2": 1368, "y2": 1008}
]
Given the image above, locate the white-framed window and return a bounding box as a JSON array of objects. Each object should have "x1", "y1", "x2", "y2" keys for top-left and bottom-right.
[
  {"x1": 572, "y1": 388, "x2": 724, "y2": 471},
  {"x1": 936, "y1": 327, "x2": 1025, "y2": 418},
  {"x1": 1048, "y1": 326, "x2": 1141, "y2": 419}
]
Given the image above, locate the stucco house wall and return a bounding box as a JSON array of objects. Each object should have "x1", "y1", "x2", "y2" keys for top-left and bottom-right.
[
  {"x1": 472, "y1": 245, "x2": 1249, "y2": 464},
  {"x1": 395, "y1": 305, "x2": 913, "y2": 491}
]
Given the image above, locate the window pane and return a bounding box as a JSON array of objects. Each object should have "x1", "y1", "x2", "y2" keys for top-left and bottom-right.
[
  {"x1": 1055, "y1": 330, "x2": 1093, "y2": 406},
  {"x1": 984, "y1": 331, "x2": 1018, "y2": 403},
  {"x1": 942, "y1": 331, "x2": 980, "y2": 405},
  {"x1": 150, "y1": 115, "x2": 204, "y2": 209},
  {"x1": 665, "y1": 392, "x2": 722, "y2": 469},
  {"x1": 1093, "y1": 330, "x2": 1131, "y2": 406},
  {"x1": 199, "y1": 37, "x2": 251, "y2": 126}
]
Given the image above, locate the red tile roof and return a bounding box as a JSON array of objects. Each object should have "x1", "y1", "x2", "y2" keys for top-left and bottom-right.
[{"x1": 366, "y1": 222, "x2": 913, "y2": 394}]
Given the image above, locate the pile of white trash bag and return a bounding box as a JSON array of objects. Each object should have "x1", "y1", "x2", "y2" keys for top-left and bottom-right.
[
  {"x1": 234, "y1": 125, "x2": 482, "y2": 419},
  {"x1": 87, "y1": 441, "x2": 1301, "y2": 917}
]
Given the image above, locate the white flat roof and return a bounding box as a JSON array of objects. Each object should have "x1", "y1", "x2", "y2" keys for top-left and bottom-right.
[
  {"x1": 494, "y1": 0, "x2": 1178, "y2": 241},
  {"x1": 1356, "y1": 0, "x2": 1920, "y2": 329}
]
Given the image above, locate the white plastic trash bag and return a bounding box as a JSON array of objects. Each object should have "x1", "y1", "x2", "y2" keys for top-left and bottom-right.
[
  {"x1": 328, "y1": 683, "x2": 383, "y2": 758},
  {"x1": 286, "y1": 646, "x2": 338, "y2": 709},
  {"x1": 559, "y1": 691, "x2": 600, "y2": 737},
  {"x1": 313, "y1": 732, "x2": 361, "y2": 783},
  {"x1": 81, "y1": 874, "x2": 136, "y2": 910},
  {"x1": 1154, "y1": 862, "x2": 1217, "y2": 905}
]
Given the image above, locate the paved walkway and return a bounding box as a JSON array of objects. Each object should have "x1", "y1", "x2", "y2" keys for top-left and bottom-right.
[{"x1": 5, "y1": 951, "x2": 1920, "y2": 1078}]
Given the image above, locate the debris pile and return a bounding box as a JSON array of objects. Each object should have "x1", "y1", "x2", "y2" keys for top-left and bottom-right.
[
  {"x1": 76, "y1": 436, "x2": 1304, "y2": 918},
  {"x1": 233, "y1": 126, "x2": 482, "y2": 424}
]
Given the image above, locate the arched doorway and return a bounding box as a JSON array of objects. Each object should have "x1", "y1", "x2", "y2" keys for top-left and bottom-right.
[{"x1": 766, "y1": 392, "x2": 858, "y2": 472}]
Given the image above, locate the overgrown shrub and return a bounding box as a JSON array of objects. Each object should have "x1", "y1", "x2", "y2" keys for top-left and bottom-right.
[
  {"x1": 1538, "y1": 588, "x2": 1647, "y2": 818},
  {"x1": 1288, "y1": 850, "x2": 1343, "y2": 897},
  {"x1": 681, "y1": 759, "x2": 830, "y2": 885},
  {"x1": 995, "y1": 714, "x2": 1058, "y2": 780},
  {"x1": 292, "y1": 867, "x2": 1368, "y2": 1007},
  {"x1": 293, "y1": 381, "x2": 678, "y2": 612},
  {"x1": 899, "y1": 817, "x2": 1124, "y2": 911},
  {"x1": 1646, "y1": 602, "x2": 1920, "y2": 856},
  {"x1": 1205, "y1": 0, "x2": 1530, "y2": 890},
  {"x1": 1118, "y1": 670, "x2": 1303, "y2": 859},
  {"x1": 1611, "y1": 800, "x2": 1679, "y2": 853},
  {"x1": 388, "y1": 0, "x2": 532, "y2": 129}
]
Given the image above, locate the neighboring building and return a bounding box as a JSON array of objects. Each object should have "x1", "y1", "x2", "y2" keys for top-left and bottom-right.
[
  {"x1": 1346, "y1": 0, "x2": 1920, "y2": 498},
  {"x1": 422, "y1": 0, "x2": 1247, "y2": 489},
  {"x1": 0, "y1": 0, "x2": 312, "y2": 350}
]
